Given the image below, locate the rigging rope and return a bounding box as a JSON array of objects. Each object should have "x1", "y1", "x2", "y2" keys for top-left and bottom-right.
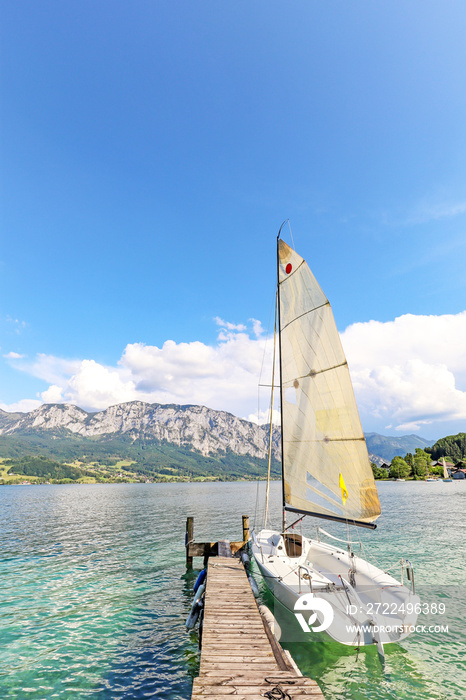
[
  {"x1": 286, "y1": 220, "x2": 295, "y2": 250},
  {"x1": 254, "y1": 284, "x2": 279, "y2": 530}
]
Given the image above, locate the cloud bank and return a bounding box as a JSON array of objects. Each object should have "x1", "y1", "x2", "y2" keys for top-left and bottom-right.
[
  {"x1": 2, "y1": 312, "x2": 466, "y2": 437},
  {"x1": 1, "y1": 319, "x2": 275, "y2": 421},
  {"x1": 340, "y1": 311, "x2": 466, "y2": 433}
]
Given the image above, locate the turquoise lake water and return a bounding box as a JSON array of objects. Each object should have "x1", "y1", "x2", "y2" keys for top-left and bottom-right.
[{"x1": 0, "y1": 481, "x2": 464, "y2": 699}]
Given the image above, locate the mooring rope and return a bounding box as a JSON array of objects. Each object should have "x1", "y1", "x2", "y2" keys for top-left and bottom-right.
[
  {"x1": 263, "y1": 677, "x2": 297, "y2": 700},
  {"x1": 263, "y1": 686, "x2": 291, "y2": 700}
]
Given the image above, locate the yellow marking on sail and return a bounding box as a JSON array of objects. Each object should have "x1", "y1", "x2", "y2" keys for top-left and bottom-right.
[{"x1": 339, "y1": 472, "x2": 349, "y2": 505}]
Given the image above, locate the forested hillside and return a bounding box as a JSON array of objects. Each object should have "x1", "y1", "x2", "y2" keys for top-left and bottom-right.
[{"x1": 428, "y1": 433, "x2": 466, "y2": 462}]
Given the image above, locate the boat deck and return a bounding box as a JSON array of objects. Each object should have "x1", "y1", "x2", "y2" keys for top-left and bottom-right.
[{"x1": 191, "y1": 556, "x2": 325, "y2": 699}]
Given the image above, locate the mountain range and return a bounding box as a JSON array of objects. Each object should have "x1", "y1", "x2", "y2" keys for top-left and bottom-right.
[{"x1": 0, "y1": 401, "x2": 433, "y2": 480}]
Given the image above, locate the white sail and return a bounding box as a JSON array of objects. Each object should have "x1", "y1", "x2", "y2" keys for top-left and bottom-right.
[
  {"x1": 278, "y1": 240, "x2": 380, "y2": 523},
  {"x1": 443, "y1": 458, "x2": 449, "y2": 479}
]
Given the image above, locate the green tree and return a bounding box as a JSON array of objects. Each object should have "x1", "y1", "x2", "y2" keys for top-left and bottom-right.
[
  {"x1": 413, "y1": 448, "x2": 430, "y2": 479},
  {"x1": 405, "y1": 452, "x2": 415, "y2": 472},
  {"x1": 371, "y1": 463, "x2": 389, "y2": 480},
  {"x1": 389, "y1": 456, "x2": 411, "y2": 479}
]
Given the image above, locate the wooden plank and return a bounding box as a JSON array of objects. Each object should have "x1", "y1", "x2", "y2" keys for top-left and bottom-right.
[
  {"x1": 206, "y1": 590, "x2": 254, "y2": 597},
  {"x1": 200, "y1": 641, "x2": 272, "y2": 648},
  {"x1": 199, "y1": 664, "x2": 279, "y2": 670},
  {"x1": 206, "y1": 587, "x2": 252, "y2": 592},
  {"x1": 193, "y1": 695, "x2": 324, "y2": 699},
  {"x1": 200, "y1": 646, "x2": 273, "y2": 653},
  {"x1": 201, "y1": 632, "x2": 265, "y2": 639},
  {"x1": 201, "y1": 628, "x2": 270, "y2": 637},
  {"x1": 196, "y1": 671, "x2": 305, "y2": 680},
  {"x1": 205, "y1": 592, "x2": 254, "y2": 597},
  {"x1": 202, "y1": 620, "x2": 266, "y2": 628},
  {"x1": 205, "y1": 615, "x2": 261, "y2": 619},
  {"x1": 202, "y1": 620, "x2": 267, "y2": 626},
  {"x1": 205, "y1": 596, "x2": 255, "y2": 602},
  {"x1": 200, "y1": 640, "x2": 267, "y2": 646},
  {"x1": 199, "y1": 665, "x2": 281, "y2": 673},
  {"x1": 201, "y1": 631, "x2": 266, "y2": 638},
  {"x1": 204, "y1": 599, "x2": 257, "y2": 605},
  {"x1": 194, "y1": 677, "x2": 319, "y2": 686},
  {"x1": 200, "y1": 638, "x2": 271, "y2": 644},
  {"x1": 204, "y1": 608, "x2": 258, "y2": 614},
  {"x1": 193, "y1": 688, "x2": 324, "y2": 697},
  {"x1": 199, "y1": 653, "x2": 277, "y2": 663},
  {"x1": 193, "y1": 688, "x2": 324, "y2": 695}
]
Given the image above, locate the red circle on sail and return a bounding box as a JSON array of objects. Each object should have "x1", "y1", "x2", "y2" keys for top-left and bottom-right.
[{"x1": 285, "y1": 263, "x2": 292, "y2": 274}]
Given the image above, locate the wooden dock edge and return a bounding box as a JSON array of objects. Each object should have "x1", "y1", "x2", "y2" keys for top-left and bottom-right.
[{"x1": 259, "y1": 605, "x2": 296, "y2": 673}]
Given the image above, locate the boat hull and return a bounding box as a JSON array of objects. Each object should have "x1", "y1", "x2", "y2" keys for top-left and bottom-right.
[{"x1": 252, "y1": 529, "x2": 419, "y2": 647}]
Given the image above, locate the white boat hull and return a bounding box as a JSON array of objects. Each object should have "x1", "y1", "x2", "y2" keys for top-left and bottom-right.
[{"x1": 252, "y1": 529, "x2": 419, "y2": 648}]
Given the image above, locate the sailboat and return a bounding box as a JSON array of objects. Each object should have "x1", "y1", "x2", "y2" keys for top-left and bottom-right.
[
  {"x1": 252, "y1": 228, "x2": 420, "y2": 653},
  {"x1": 442, "y1": 458, "x2": 453, "y2": 482}
]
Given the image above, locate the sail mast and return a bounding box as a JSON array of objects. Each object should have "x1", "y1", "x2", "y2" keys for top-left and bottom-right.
[{"x1": 277, "y1": 220, "x2": 288, "y2": 532}]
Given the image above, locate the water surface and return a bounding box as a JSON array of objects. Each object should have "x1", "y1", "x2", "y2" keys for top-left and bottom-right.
[{"x1": 0, "y1": 481, "x2": 464, "y2": 699}]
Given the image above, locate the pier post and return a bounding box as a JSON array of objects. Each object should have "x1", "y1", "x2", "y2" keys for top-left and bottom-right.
[
  {"x1": 242, "y1": 514, "x2": 250, "y2": 542},
  {"x1": 185, "y1": 516, "x2": 194, "y2": 568}
]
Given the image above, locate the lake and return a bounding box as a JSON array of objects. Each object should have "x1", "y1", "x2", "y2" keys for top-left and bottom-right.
[{"x1": 0, "y1": 480, "x2": 464, "y2": 699}]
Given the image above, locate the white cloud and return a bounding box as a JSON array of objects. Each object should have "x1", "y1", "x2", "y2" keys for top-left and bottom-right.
[
  {"x1": 341, "y1": 311, "x2": 466, "y2": 432},
  {"x1": 64, "y1": 360, "x2": 137, "y2": 410},
  {"x1": 37, "y1": 359, "x2": 137, "y2": 411},
  {"x1": 214, "y1": 317, "x2": 247, "y2": 332},
  {"x1": 26, "y1": 354, "x2": 82, "y2": 386},
  {"x1": 118, "y1": 319, "x2": 273, "y2": 416},
  {"x1": 250, "y1": 318, "x2": 264, "y2": 338},
  {"x1": 0, "y1": 398, "x2": 42, "y2": 413},
  {"x1": 41, "y1": 384, "x2": 64, "y2": 403},
  {"x1": 248, "y1": 408, "x2": 281, "y2": 426},
  {"x1": 3, "y1": 312, "x2": 466, "y2": 439},
  {"x1": 3, "y1": 351, "x2": 25, "y2": 359},
  {"x1": 4, "y1": 319, "x2": 274, "y2": 416}
]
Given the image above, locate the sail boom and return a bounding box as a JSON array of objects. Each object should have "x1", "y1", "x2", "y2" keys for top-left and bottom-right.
[{"x1": 284, "y1": 505, "x2": 377, "y2": 530}]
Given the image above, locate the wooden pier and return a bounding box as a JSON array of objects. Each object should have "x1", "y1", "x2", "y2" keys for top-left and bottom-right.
[
  {"x1": 185, "y1": 515, "x2": 250, "y2": 568},
  {"x1": 190, "y1": 555, "x2": 325, "y2": 699}
]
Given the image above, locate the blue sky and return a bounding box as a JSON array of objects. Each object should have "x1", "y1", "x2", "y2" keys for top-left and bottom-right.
[{"x1": 1, "y1": 1, "x2": 466, "y2": 440}]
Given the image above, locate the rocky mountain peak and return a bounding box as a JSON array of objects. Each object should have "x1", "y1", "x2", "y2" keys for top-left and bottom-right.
[{"x1": 0, "y1": 401, "x2": 281, "y2": 460}]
